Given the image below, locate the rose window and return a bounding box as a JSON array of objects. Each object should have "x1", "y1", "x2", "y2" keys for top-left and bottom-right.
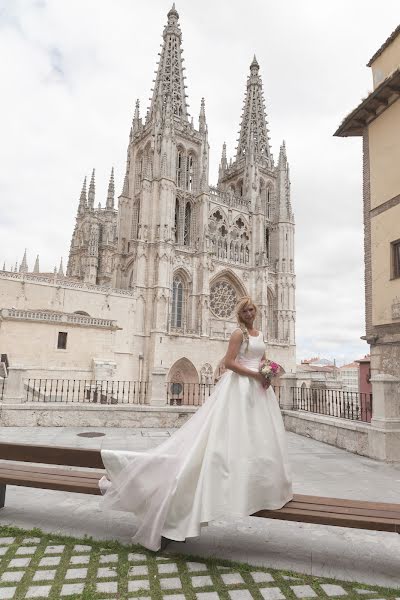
[{"x1": 210, "y1": 281, "x2": 237, "y2": 318}]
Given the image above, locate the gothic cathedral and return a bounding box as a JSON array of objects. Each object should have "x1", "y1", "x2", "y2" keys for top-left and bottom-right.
[{"x1": 66, "y1": 5, "x2": 296, "y2": 386}]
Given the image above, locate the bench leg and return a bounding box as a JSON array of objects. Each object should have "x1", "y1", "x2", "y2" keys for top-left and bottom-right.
[{"x1": 0, "y1": 485, "x2": 5, "y2": 509}]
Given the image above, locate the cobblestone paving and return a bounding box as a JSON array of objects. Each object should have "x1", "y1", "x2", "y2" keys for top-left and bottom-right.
[{"x1": 0, "y1": 528, "x2": 399, "y2": 600}]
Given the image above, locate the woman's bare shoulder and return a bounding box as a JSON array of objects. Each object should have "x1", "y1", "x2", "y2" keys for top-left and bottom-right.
[{"x1": 230, "y1": 328, "x2": 244, "y2": 341}]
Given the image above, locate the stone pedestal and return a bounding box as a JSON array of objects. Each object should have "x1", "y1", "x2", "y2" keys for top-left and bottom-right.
[
  {"x1": 368, "y1": 374, "x2": 400, "y2": 461},
  {"x1": 279, "y1": 373, "x2": 297, "y2": 410},
  {"x1": 3, "y1": 367, "x2": 27, "y2": 403},
  {"x1": 149, "y1": 368, "x2": 168, "y2": 406}
]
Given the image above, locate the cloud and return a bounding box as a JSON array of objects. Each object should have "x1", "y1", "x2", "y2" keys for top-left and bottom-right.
[{"x1": 0, "y1": 0, "x2": 397, "y2": 364}]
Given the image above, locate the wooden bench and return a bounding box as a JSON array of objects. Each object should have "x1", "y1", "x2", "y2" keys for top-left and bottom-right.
[
  {"x1": 0, "y1": 442, "x2": 399, "y2": 535},
  {"x1": 0, "y1": 442, "x2": 104, "y2": 505}
]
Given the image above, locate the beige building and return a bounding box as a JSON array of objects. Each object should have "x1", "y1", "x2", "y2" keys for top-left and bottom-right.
[
  {"x1": 335, "y1": 25, "x2": 400, "y2": 377},
  {"x1": 338, "y1": 362, "x2": 359, "y2": 392}
]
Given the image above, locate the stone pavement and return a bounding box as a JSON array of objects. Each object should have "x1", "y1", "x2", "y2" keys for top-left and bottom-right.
[
  {"x1": 0, "y1": 531, "x2": 399, "y2": 600},
  {"x1": 1, "y1": 530, "x2": 399, "y2": 600},
  {"x1": 0, "y1": 428, "x2": 399, "y2": 590}
]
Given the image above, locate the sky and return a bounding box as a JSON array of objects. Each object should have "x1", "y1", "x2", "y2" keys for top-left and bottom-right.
[{"x1": 0, "y1": 0, "x2": 398, "y2": 365}]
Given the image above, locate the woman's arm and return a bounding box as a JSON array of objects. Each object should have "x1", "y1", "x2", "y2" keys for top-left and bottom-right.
[{"x1": 224, "y1": 330, "x2": 265, "y2": 384}]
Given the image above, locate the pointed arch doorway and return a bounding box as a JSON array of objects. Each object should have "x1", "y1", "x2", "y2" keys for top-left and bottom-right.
[{"x1": 167, "y1": 358, "x2": 200, "y2": 406}]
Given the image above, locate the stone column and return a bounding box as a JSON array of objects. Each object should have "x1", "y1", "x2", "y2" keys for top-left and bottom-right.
[
  {"x1": 278, "y1": 373, "x2": 297, "y2": 410},
  {"x1": 368, "y1": 374, "x2": 400, "y2": 461},
  {"x1": 149, "y1": 368, "x2": 168, "y2": 406},
  {"x1": 3, "y1": 367, "x2": 27, "y2": 403}
]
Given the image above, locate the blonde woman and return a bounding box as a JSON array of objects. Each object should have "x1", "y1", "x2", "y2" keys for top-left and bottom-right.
[{"x1": 100, "y1": 297, "x2": 292, "y2": 551}]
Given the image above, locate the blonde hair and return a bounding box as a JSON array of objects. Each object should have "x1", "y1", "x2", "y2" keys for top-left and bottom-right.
[{"x1": 235, "y1": 296, "x2": 258, "y2": 351}]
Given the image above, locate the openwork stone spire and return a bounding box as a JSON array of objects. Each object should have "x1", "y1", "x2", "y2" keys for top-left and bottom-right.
[
  {"x1": 33, "y1": 255, "x2": 40, "y2": 273},
  {"x1": 78, "y1": 176, "x2": 87, "y2": 214},
  {"x1": 88, "y1": 169, "x2": 95, "y2": 209},
  {"x1": 19, "y1": 249, "x2": 28, "y2": 273},
  {"x1": 106, "y1": 167, "x2": 115, "y2": 209},
  {"x1": 148, "y1": 4, "x2": 189, "y2": 122},
  {"x1": 236, "y1": 56, "x2": 272, "y2": 162},
  {"x1": 58, "y1": 257, "x2": 64, "y2": 277}
]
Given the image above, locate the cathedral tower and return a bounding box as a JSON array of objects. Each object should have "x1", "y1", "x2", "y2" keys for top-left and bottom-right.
[{"x1": 66, "y1": 5, "x2": 296, "y2": 386}]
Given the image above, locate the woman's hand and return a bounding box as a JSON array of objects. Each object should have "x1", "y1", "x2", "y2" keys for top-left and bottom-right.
[{"x1": 253, "y1": 372, "x2": 270, "y2": 389}]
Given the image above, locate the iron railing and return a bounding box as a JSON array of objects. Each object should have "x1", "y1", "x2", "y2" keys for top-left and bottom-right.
[
  {"x1": 166, "y1": 382, "x2": 282, "y2": 407},
  {"x1": 25, "y1": 379, "x2": 148, "y2": 405},
  {"x1": 167, "y1": 382, "x2": 214, "y2": 407},
  {"x1": 292, "y1": 387, "x2": 372, "y2": 423},
  {"x1": 273, "y1": 385, "x2": 282, "y2": 407}
]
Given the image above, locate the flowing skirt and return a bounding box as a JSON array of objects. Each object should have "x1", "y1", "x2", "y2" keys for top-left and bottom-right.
[{"x1": 100, "y1": 371, "x2": 293, "y2": 551}]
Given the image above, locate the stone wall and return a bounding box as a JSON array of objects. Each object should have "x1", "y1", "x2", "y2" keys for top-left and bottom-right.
[{"x1": 0, "y1": 403, "x2": 195, "y2": 428}]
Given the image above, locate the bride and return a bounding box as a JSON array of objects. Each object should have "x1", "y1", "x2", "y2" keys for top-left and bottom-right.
[{"x1": 100, "y1": 296, "x2": 292, "y2": 551}]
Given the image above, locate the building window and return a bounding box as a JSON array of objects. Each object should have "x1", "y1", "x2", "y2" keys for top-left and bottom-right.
[
  {"x1": 186, "y1": 154, "x2": 194, "y2": 191},
  {"x1": 265, "y1": 228, "x2": 270, "y2": 259},
  {"x1": 392, "y1": 240, "x2": 400, "y2": 279},
  {"x1": 174, "y1": 198, "x2": 179, "y2": 243},
  {"x1": 266, "y1": 187, "x2": 271, "y2": 219},
  {"x1": 171, "y1": 277, "x2": 184, "y2": 328},
  {"x1": 210, "y1": 280, "x2": 237, "y2": 319},
  {"x1": 176, "y1": 150, "x2": 183, "y2": 188},
  {"x1": 57, "y1": 332, "x2": 68, "y2": 350},
  {"x1": 184, "y1": 202, "x2": 191, "y2": 246}
]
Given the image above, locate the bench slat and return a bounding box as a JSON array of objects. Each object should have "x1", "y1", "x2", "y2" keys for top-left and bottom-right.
[
  {"x1": 0, "y1": 442, "x2": 104, "y2": 469},
  {"x1": 0, "y1": 465, "x2": 103, "y2": 495},
  {"x1": 0, "y1": 463, "x2": 104, "y2": 480},
  {"x1": 287, "y1": 500, "x2": 400, "y2": 520},
  {"x1": 292, "y1": 493, "x2": 400, "y2": 513},
  {"x1": 253, "y1": 506, "x2": 400, "y2": 532}
]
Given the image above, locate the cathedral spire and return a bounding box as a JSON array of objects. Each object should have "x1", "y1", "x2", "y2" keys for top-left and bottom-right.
[
  {"x1": 236, "y1": 56, "x2": 272, "y2": 164},
  {"x1": 131, "y1": 100, "x2": 141, "y2": 137},
  {"x1": 199, "y1": 97, "x2": 206, "y2": 134},
  {"x1": 58, "y1": 257, "x2": 64, "y2": 277},
  {"x1": 147, "y1": 5, "x2": 189, "y2": 122},
  {"x1": 19, "y1": 249, "x2": 28, "y2": 273},
  {"x1": 88, "y1": 169, "x2": 95, "y2": 209},
  {"x1": 106, "y1": 167, "x2": 115, "y2": 209},
  {"x1": 78, "y1": 176, "x2": 87, "y2": 214},
  {"x1": 218, "y1": 142, "x2": 228, "y2": 181},
  {"x1": 33, "y1": 255, "x2": 40, "y2": 273},
  {"x1": 277, "y1": 140, "x2": 293, "y2": 221}
]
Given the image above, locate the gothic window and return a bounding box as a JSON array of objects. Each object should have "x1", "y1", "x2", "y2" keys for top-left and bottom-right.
[
  {"x1": 132, "y1": 200, "x2": 140, "y2": 239},
  {"x1": 200, "y1": 364, "x2": 213, "y2": 384},
  {"x1": 266, "y1": 187, "x2": 271, "y2": 219},
  {"x1": 176, "y1": 149, "x2": 184, "y2": 188},
  {"x1": 186, "y1": 154, "x2": 195, "y2": 192},
  {"x1": 264, "y1": 228, "x2": 270, "y2": 259},
  {"x1": 135, "y1": 153, "x2": 143, "y2": 188},
  {"x1": 212, "y1": 210, "x2": 223, "y2": 223},
  {"x1": 184, "y1": 202, "x2": 191, "y2": 246},
  {"x1": 171, "y1": 276, "x2": 184, "y2": 328},
  {"x1": 238, "y1": 180, "x2": 244, "y2": 197},
  {"x1": 174, "y1": 198, "x2": 179, "y2": 243},
  {"x1": 210, "y1": 280, "x2": 237, "y2": 319},
  {"x1": 267, "y1": 290, "x2": 275, "y2": 339},
  {"x1": 235, "y1": 218, "x2": 244, "y2": 229}
]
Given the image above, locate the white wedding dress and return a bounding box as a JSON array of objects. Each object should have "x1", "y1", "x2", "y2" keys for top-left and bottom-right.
[{"x1": 100, "y1": 332, "x2": 292, "y2": 551}]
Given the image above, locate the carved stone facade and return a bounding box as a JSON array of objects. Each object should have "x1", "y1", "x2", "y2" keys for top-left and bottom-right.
[{"x1": 61, "y1": 5, "x2": 296, "y2": 386}]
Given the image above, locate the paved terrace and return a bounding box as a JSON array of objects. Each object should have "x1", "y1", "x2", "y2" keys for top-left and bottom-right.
[{"x1": 0, "y1": 428, "x2": 399, "y2": 590}]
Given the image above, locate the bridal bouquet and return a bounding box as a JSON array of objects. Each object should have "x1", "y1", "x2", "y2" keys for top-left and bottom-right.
[{"x1": 259, "y1": 353, "x2": 285, "y2": 382}]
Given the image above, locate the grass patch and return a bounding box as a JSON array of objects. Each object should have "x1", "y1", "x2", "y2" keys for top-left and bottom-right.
[{"x1": 0, "y1": 524, "x2": 398, "y2": 599}]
